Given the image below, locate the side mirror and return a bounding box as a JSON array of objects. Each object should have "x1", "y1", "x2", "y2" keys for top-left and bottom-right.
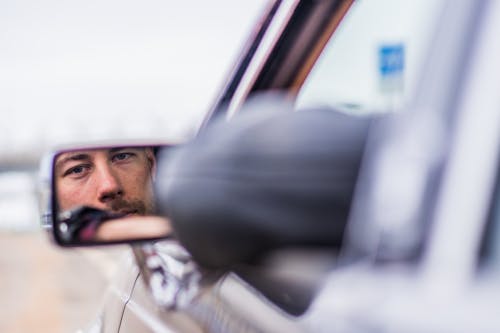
[{"x1": 39, "y1": 143, "x2": 172, "y2": 246}]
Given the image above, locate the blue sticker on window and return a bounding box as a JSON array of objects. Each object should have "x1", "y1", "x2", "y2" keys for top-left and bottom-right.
[{"x1": 379, "y1": 44, "x2": 405, "y2": 76}]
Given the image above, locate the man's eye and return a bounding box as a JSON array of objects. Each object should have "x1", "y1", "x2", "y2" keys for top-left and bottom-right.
[
  {"x1": 112, "y1": 152, "x2": 134, "y2": 162},
  {"x1": 63, "y1": 165, "x2": 90, "y2": 178}
]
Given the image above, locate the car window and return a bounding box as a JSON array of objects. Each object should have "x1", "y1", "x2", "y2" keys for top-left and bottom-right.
[{"x1": 295, "y1": 0, "x2": 445, "y2": 115}]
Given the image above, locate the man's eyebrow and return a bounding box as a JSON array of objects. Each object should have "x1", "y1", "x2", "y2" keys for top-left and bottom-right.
[{"x1": 55, "y1": 153, "x2": 91, "y2": 170}]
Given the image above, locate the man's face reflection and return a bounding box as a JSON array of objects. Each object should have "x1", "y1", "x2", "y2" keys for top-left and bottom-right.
[{"x1": 55, "y1": 147, "x2": 156, "y2": 216}]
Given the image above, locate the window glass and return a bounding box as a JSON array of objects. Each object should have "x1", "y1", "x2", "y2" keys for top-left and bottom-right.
[{"x1": 295, "y1": 0, "x2": 445, "y2": 115}]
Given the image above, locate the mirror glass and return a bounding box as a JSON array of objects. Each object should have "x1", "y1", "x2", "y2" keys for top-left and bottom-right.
[{"x1": 51, "y1": 144, "x2": 171, "y2": 245}]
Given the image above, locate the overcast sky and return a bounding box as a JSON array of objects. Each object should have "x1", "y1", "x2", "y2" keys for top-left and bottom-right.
[{"x1": 0, "y1": 0, "x2": 267, "y2": 164}]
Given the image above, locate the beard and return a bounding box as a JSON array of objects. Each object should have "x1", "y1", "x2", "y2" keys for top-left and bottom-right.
[{"x1": 108, "y1": 196, "x2": 155, "y2": 216}]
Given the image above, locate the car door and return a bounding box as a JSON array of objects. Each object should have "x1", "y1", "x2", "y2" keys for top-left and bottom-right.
[{"x1": 122, "y1": 0, "x2": 450, "y2": 332}]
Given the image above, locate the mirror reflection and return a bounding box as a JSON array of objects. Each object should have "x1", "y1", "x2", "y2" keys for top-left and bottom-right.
[{"x1": 53, "y1": 145, "x2": 171, "y2": 244}]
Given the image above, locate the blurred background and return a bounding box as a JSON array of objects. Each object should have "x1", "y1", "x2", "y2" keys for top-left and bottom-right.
[{"x1": 0, "y1": 1, "x2": 266, "y2": 332}]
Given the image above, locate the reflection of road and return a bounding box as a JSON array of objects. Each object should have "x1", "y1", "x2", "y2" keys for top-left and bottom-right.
[{"x1": 0, "y1": 231, "x2": 127, "y2": 333}]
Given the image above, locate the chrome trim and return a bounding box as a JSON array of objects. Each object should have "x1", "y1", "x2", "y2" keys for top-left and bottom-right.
[
  {"x1": 225, "y1": 0, "x2": 300, "y2": 119},
  {"x1": 200, "y1": 0, "x2": 281, "y2": 128}
]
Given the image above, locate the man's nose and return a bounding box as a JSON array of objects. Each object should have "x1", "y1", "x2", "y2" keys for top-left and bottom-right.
[{"x1": 96, "y1": 164, "x2": 123, "y2": 203}]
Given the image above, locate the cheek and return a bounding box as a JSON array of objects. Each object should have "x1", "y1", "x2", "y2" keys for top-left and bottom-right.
[
  {"x1": 57, "y1": 179, "x2": 95, "y2": 210},
  {"x1": 58, "y1": 184, "x2": 83, "y2": 210},
  {"x1": 121, "y1": 168, "x2": 152, "y2": 197}
]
